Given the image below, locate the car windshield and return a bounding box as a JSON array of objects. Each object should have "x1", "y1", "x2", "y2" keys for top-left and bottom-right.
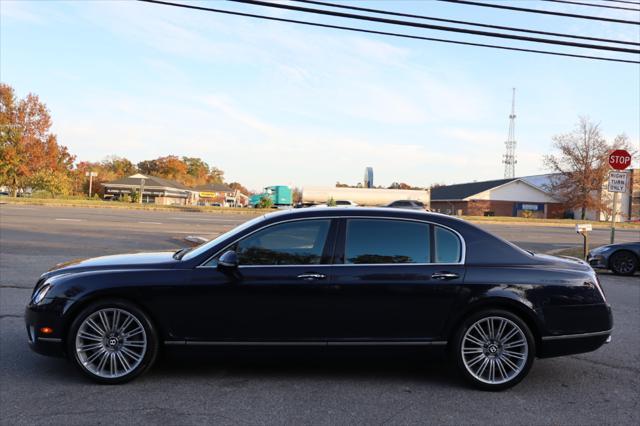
[{"x1": 180, "y1": 215, "x2": 267, "y2": 261}]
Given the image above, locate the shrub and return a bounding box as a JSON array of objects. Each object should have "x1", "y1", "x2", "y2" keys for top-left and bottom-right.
[
  {"x1": 521, "y1": 210, "x2": 534, "y2": 219},
  {"x1": 257, "y1": 196, "x2": 273, "y2": 209}
]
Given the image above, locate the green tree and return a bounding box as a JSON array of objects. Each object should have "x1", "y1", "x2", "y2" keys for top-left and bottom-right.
[
  {"x1": 183, "y1": 157, "x2": 210, "y2": 182},
  {"x1": 207, "y1": 166, "x2": 225, "y2": 184},
  {"x1": 29, "y1": 169, "x2": 72, "y2": 197},
  {"x1": 257, "y1": 196, "x2": 273, "y2": 209}
]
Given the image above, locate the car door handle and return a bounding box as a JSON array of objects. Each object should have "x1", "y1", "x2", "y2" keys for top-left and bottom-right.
[
  {"x1": 431, "y1": 272, "x2": 459, "y2": 280},
  {"x1": 297, "y1": 273, "x2": 326, "y2": 281}
]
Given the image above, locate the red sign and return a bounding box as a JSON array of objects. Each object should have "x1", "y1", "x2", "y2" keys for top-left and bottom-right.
[{"x1": 609, "y1": 150, "x2": 632, "y2": 170}]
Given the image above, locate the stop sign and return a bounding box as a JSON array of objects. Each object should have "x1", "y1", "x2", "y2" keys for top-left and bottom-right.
[{"x1": 609, "y1": 149, "x2": 632, "y2": 170}]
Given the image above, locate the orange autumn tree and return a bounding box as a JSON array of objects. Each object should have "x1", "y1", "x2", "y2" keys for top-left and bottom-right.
[
  {"x1": 137, "y1": 156, "x2": 225, "y2": 187},
  {"x1": 0, "y1": 83, "x2": 75, "y2": 196}
]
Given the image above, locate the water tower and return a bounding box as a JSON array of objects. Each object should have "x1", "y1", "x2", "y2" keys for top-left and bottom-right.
[{"x1": 364, "y1": 167, "x2": 374, "y2": 188}]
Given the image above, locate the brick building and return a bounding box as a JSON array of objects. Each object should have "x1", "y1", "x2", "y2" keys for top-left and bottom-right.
[{"x1": 430, "y1": 177, "x2": 564, "y2": 218}]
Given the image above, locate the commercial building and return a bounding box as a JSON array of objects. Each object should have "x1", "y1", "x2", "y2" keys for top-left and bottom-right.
[
  {"x1": 194, "y1": 183, "x2": 248, "y2": 207},
  {"x1": 430, "y1": 177, "x2": 563, "y2": 218},
  {"x1": 103, "y1": 174, "x2": 195, "y2": 205}
]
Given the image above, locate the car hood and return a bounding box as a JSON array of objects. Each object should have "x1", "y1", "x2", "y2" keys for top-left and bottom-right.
[
  {"x1": 43, "y1": 251, "x2": 180, "y2": 278},
  {"x1": 590, "y1": 242, "x2": 640, "y2": 254}
]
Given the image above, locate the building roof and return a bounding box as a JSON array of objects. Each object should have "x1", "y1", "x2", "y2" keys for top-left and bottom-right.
[
  {"x1": 431, "y1": 178, "x2": 517, "y2": 201},
  {"x1": 103, "y1": 174, "x2": 192, "y2": 191},
  {"x1": 193, "y1": 183, "x2": 234, "y2": 193}
]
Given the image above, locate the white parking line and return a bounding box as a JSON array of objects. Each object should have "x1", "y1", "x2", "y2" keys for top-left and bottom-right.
[
  {"x1": 138, "y1": 221, "x2": 162, "y2": 225},
  {"x1": 54, "y1": 218, "x2": 84, "y2": 222}
]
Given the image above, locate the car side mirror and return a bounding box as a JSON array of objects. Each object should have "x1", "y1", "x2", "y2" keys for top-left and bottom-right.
[{"x1": 217, "y1": 250, "x2": 239, "y2": 270}]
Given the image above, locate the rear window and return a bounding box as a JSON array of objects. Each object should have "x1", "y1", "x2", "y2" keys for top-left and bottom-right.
[
  {"x1": 345, "y1": 219, "x2": 430, "y2": 264},
  {"x1": 434, "y1": 226, "x2": 462, "y2": 263}
]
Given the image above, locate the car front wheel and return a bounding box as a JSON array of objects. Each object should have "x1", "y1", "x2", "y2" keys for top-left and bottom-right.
[
  {"x1": 453, "y1": 309, "x2": 535, "y2": 391},
  {"x1": 610, "y1": 251, "x2": 638, "y2": 276},
  {"x1": 67, "y1": 300, "x2": 158, "y2": 384}
]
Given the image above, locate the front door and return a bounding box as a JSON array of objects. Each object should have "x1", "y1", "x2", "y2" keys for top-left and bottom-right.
[{"x1": 177, "y1": 218, "x2": 338, "y2": 342}]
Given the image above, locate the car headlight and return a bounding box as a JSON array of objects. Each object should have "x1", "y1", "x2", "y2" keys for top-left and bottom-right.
[{"x1": 33, "y1": 284, "x2": 51, "y2": 304}]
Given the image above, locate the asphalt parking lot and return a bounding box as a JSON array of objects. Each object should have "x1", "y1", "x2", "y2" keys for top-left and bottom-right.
[{"x1": 1, "y1": 205, "x2": 638, "y2": 425}]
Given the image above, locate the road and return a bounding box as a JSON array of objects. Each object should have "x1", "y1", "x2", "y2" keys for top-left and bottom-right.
[{"x1": 1, "y1": 204, "x2": 639, "y2": 425}]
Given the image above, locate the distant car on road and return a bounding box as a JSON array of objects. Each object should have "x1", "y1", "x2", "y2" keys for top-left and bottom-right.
[
  {"x1": 26, "y1": 208, "x2": 612, "y2": 390},
  {"x1": 386, "y1": 200, "x2": 427, "y2": 210},
  {"x1": 587, "y1": 242, "x2": 639, "y2": 276}
]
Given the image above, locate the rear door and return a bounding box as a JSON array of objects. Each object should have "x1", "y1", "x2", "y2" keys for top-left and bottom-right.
[{"x1": 326, "y1": 218, "x2": 465, "y2": 341}]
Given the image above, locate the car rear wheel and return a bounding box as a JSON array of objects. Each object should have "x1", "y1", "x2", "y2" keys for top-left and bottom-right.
[
  {"x1": 453, "y1": 309, "x2": 535, "y2": 391},
  {"x1": 610, "y1": 251, "x2": 638, "y2": 276},
  {"x1": 67, "y1": 300, "x2": 158, "y2": 384}
]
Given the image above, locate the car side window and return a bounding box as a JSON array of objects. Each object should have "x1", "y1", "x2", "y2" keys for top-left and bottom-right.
[
  {"x1": 345, "y1": 219, "x2": 430, "y2": 264},
  {"x1": 232, "y1": 220, "x2": 331, "y2": 265},
  {"x1": 434, "y1": 226, "x2": 462, "y2": 263}
]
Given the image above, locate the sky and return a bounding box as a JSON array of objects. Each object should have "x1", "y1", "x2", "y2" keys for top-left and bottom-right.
[{"x1": 1, "y1": 0, "x2": 639, "y2": 191}]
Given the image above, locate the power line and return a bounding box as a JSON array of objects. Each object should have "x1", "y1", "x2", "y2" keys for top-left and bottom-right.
[
  {"x1": 437, "y1": 0, "x2": 640, "y2": 25},
  {"x1": 227, "y1": 0, "x2": 639, "y2": 54},
  {"x1": 292, "y1": 0, "x2": 638, "y2": 46},
  {"x1": 541, "y1": 0, "x2": 640, "y2": 11},
  {"x1": 602, "y1": 1, "x2": 640, "y2": 6},
  {"x1": 137, "y1": 0, "x2": 639, "y2": 64}
]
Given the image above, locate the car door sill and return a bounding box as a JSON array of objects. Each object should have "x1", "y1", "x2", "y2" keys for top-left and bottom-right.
[{"x1": 165, "y1": 340, "x2": 448, "y2": 346}]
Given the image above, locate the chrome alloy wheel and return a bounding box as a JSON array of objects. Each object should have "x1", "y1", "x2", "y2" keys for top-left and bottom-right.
[
  {"x1": 461, "y1": 316, "x2": 528, "y2": 385},
  {"x1": 75, "y1": 308, "x2": 147, "y2": 379}
]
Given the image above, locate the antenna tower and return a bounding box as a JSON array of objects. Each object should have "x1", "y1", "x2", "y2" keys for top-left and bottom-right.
[{"x1": 503, "y1": 88, "x2": 517, "y2": 178}]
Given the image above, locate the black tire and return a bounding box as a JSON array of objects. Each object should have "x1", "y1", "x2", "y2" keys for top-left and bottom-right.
[
  {"x1": 610, "y1": 251, "x2": 638, "y2": 276},
  {"x1": 67, "y1": 299, "x2": 159, "y2": 384},
  {"x1": 452, "y1": 309, "x2": 535, "y2": 391}
]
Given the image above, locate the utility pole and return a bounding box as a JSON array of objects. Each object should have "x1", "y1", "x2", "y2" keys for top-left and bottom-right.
[{"x1": 502, "y1": 88, "x2": 517, "y2": 179}]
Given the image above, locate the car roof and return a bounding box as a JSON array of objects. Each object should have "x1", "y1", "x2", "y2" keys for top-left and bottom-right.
[{"x1": 263, "y1": 206, "x2": 457, "y2": 223}]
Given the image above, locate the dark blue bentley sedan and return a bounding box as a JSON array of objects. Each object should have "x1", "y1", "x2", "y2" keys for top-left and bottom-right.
[{"x1": 26, "y1": 208, "x2": 612, "y2": 390}]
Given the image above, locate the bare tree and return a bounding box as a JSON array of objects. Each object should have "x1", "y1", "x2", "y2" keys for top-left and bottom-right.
[{"x1": 544, "y1": 117, "x2": 634, "y2": 220}]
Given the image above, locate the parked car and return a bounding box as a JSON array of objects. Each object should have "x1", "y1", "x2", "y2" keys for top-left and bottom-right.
[
  {"x1": 386, "y1": 200, "x2": 427, "y2": 210},
  {"x1": 26, "y1": 207, "x2": 612, "y2": 390},
  {"x1": 587, "y1": 242, "x2": 639, "y2": 275}
]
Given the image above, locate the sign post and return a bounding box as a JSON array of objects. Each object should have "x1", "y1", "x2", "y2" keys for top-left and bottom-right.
[
  {"x1": 575, "y1": 223, "x2": 592, "y2": 260},
  {"x1": 139, "y1": 178, "x2": 146, "y2": 204},
  {"x1": 607, "y1": 150, "x2": 632, "y2": 244},
  {"x1": 85, "y1": 171, "x2": 97, "y2": 198}
]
